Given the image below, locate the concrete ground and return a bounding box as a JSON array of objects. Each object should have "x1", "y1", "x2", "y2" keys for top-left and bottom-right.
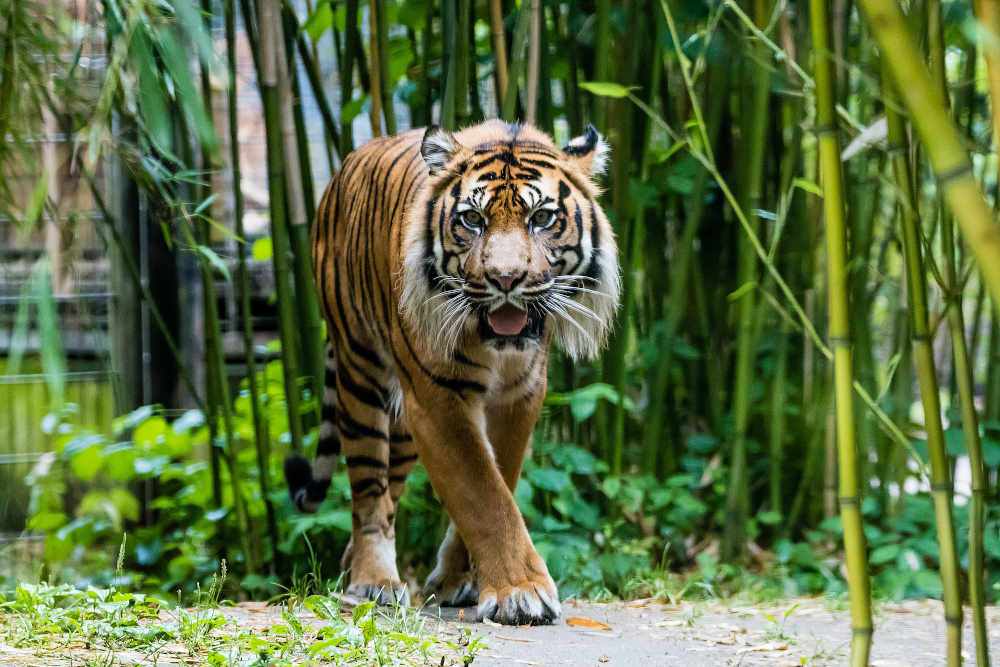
[{"x1": 421, "y1": 597, "x2": 1000, "y2": 666}]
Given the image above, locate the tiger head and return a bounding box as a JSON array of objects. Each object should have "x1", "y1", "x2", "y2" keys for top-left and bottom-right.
[{"x1": 400, "y1": 120, "x2": 620, "y2": 360}]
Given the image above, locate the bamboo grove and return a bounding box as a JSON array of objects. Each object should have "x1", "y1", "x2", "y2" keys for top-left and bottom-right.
[{"x1": 4, "y1": 0, "x2": 1000, "y2": 664}]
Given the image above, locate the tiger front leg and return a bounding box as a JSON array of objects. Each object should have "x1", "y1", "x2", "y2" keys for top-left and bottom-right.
[{"x1": 404, "y1": 391, "x2": 559, "y2": 625}]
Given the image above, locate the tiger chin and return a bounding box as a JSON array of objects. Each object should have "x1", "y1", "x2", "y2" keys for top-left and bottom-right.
[{"x1": 285, "y1": 119, "x2": 620, "y2": 625}]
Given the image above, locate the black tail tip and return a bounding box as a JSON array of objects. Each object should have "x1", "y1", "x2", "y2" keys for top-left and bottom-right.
[{"x1": 284, "y1": 455, "x2": 313, "y2": 492}]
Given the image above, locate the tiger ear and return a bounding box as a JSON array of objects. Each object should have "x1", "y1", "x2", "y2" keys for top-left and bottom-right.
[
  {"x1": 421, "y1": 126, "x2": 460, "y2": 174},
  {"x1": 562, "y1": 124, "x2": 610, "y2": 176}
]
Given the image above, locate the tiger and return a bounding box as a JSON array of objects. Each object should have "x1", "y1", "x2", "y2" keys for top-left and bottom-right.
[{"x1": 284, "y1": 119, "x2": 620, "y2": 625}]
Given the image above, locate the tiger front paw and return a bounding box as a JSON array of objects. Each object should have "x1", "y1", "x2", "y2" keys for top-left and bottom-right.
[{"x1": 476, "y1": 555, "x2": 560, "y2": 625}]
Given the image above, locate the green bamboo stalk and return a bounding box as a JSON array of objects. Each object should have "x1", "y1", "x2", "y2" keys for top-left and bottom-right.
[
  {"x1": 227, "y1": 0, "x2": 278, "y2": 566},
  {"x1": 488, "y1": 0, "x2": 508, "y2": 107},
  {"x1": 368, "y1": 0, "x2": 384, "y2": 135},
  {"x1": 722, "y1": 0, "x2": 771, "y2": 562},
  {"x1": 883, "y1": 68, "x2": 962, "y2": 667},
  {"x1": 468, "y1": 13, "x2": 484, "y2": 123},
  {"x1": 453, "y1": 0, "x2": 471, "y2": 126},
  {"x1": 288, "y1": 9, "x2": 342, "y2": 163},
  {"x1": 524, "y1": 0, "x2": 540, "y2": 124},
  {"x1": 273, "y1": 2, "x2": 324, "y2": 426},
  {"x1": 592, "y1": 0, "x2": 610, "y2": 129},
  {"x1": 925, "y1": 4, "x2": 989, "y2": 661},
  {"x1": 811, "y1": 2, "x2": 872, "y2": 662},
  {"x1": 501, "y1": 4, "x2": 532, "y2": 122},
  {"x1": 439, "y1": 0, "x2": 456, "y2": 128},
  {"x1": 373, "y1": 0, "x2": 395, "y2": 134},
  {"x1": 256, "y1": 0, "x2": 305, "y2": 455},
  {"x1": 340, "y1": 0, "x2": 359, "y2": 153}
]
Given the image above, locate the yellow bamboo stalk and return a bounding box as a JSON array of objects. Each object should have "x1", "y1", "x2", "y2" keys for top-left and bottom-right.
[{"x1": 809, "y1": 2, "x2": 872, "y2": 664}]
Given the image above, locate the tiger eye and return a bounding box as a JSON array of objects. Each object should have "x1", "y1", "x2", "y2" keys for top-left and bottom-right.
[
  {"x1": 461, "y1": 210, "x2": 484, "y2": 229},
  {"x1": 531, "y1": 209, "x2": 553, "y2": 229}
]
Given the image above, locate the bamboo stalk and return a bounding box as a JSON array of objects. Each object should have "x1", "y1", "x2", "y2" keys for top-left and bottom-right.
[
  {"x1": 883, "y1": 67, "x2": 962, "y2": 667},
  {"x1": 272, "y1": 5, "x2": 325, "y2": 426},
  {"x1": 368, "y1": 0, "x2": 383, "y2": 136},
  {"x1": 488, "y1": 0, "x2": 508, "y2": 106},
  {"x1": 811, "y1": 2, "x2": 873, "y2": 662},
  {"x1": 925, "y1": 4, "x2": 990, "y2": 662},
  {"x1": 256, "y1": 0, "x2": 305, "y2": 455},
  {"x1": 340, "y1": 0, "x2": 359, "y2": 153},
  {"x1": 227, "y1": 0, "x2": 279, "y2": 566},
  {"x1": 440, "y1": 0, "x2": 456, "y2": 128},
  {"x1": 722, "y1": 0, "x2": 771, "y2": 562},
  {"x1": 374, "y1": 0, "x2": 395, "y2": 134},
  {"x1": 525, "y1": 0, "x2": 540, "y2": 124},
  {"x1": 501, "y1": 5, "x2": 532, "y2": 122}
]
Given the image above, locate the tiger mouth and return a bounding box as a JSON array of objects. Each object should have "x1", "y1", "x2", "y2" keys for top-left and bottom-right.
[
  {"x1": 478, "y1": 304, "x2": 545, "y2": 342},
  {"x1": 487, "y1": 303, "x2": 529, "y2": 335}
]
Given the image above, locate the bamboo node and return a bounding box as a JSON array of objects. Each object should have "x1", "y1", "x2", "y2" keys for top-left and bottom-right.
[
  {"x1": 851, "y1": 626, "x2": 874, "y2": 636},
  {"x1": 934, "y1": 161, "x2": 973, "y2": 188},
  {"x1": 829, "y1": 335, "x2": 853, "y2": 347},
  {"x1": 930, "y1": 483, "x2": 954, "y2": 494},
  {"x1": 814, "y1": 123, "x2": 837, "y2": 137},
  {"x1": 837, "y1": 496, "x2": 860, "y2": 506},
  {"x1": 944, "y1": 614, "x2": 963, "y2": 626}
]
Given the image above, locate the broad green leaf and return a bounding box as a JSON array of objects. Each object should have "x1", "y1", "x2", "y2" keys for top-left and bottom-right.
[
  {"x1": 870, "y1": 543, "x2": 901, "y2": 564},
  {"x1": 302, "y1": 3, "x2": 334, "y2": 42}
]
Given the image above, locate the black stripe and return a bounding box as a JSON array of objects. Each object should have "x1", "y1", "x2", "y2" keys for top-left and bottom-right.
[
  {"x1": 389, "y1": 433, "x2": 413, "y2": 443},
  {"x1": 399, "y1": 331, "x2": 487, "y2": 396},
  {"x1": 338, "y1": 409, "x2": 389, "y2": 441},
  {"x1": 345, "y1": 455, "x2": 388, "y2": 469},
  {"x1": 317, "y1": 435, "x2": 341, "y2": 456},
  {"x1": 389, "y1": 452, "x2": 418, "y2": 467},
  {"x1": 338, "y1": 365, "x2": 389, "y2": 409},
  {"x1": 351, "y1": 478, "x2": 387, "y2": 497},
  {"x1": 388, "y1": 475, "x2": 408, "y2": 484}
]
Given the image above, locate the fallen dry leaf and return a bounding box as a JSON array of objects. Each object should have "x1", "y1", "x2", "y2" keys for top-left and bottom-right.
[
  {"x1": 566, "y1": 616, "x2": 612, "y2": 631},
  {"x1": 496, "y1": 636, "x2": 537, "y2": 643}
]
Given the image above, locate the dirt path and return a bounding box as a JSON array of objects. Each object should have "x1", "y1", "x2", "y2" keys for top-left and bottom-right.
[{"x1": 424, "y1": 597, "x2": 1000, "y2": 666}]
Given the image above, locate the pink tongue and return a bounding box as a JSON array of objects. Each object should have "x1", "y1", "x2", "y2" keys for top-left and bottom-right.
[{"x1": 487, "y1": 304, "x2": 529, "y2": 335}]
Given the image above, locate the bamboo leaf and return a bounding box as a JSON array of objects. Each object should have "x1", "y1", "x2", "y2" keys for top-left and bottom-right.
[
  {"x1": 792, "y1": 177, "x2": 824, "y2": 198},
  {"x1": 578, "y1": 81, "x2": 637, "y2": 98},
  {"x1": 195, "y1": 244, "x2": 232, "y2": 283}
]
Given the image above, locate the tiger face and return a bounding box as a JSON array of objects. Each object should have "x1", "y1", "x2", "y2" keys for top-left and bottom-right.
[{"x1": 400, "y1": 121, "x2": 620, "y2": 360}]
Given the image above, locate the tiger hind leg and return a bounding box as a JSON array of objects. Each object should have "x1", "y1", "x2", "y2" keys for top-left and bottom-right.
[
  {"x1": 422, "y1": 521, "x2": 478, "y2": 607},
  {"x1": 339, "y1": 362, "x2": 408, "y2": 605}
]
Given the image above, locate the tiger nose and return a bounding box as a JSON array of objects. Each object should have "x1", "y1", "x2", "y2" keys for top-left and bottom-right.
[{"x1": 487, "y1": 270, "x2": 525, "y2": 293}]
